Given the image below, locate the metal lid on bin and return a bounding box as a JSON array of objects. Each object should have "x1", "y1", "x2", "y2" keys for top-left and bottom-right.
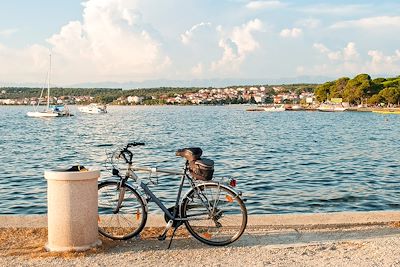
[{"x1": 45, "y1": 166, "x2": 100, "y2": 181}]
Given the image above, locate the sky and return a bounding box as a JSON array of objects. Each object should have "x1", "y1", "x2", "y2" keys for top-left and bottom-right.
[{"x1": 0, "y1": 0, "x2": 399, "y2": 87}]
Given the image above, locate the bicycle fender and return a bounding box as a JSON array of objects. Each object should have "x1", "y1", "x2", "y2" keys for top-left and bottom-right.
[{"x1": 182, "y1": 182, "x2": 242, "y2": 201}]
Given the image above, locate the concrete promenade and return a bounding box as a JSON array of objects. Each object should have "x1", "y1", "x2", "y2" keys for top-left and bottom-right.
[
  {"x1": 2, "y1": 210, "x2": 400, "y2": 228},
  {"x1": 1, "y1": 211, "x2": 400, "y2": 266}
]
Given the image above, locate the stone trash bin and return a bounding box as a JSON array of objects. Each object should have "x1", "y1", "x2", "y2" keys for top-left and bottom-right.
[{"x1": 44, "y1": 166, "x2": 102, "y2": 252}]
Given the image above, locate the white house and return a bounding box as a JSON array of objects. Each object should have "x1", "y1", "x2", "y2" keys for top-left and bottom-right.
[
  {"x1": 254, "y1": 95, "x2": 266, "y2": 103},
  {"x1": 127, "y1": 96, "x2": 144, "y2": 104}
]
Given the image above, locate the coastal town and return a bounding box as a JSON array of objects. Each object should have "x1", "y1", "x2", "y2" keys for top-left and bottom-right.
[
  {"x1": 1, "y1": 74, "x2": 399, "y2": 109},
  {"x1": 0, "y1": 85, "x2": 316, "y2": 106}
]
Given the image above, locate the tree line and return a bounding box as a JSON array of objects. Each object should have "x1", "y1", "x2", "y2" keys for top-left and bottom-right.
[
  {"x1": 314, "y1": 74, "x2": 400, "y2": 106},
  {"x1": 2, "y1": 75, "x2": 399, "y2": 106},
  {"x1": 0, "y1": 87, "x2": 199, "y2": 104}
]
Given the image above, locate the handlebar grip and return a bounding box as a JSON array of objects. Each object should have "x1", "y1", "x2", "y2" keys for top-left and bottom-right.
[
  {"x1": 96, "y1": 144, "x2": 113, "y2": 147},
  {"x1": 127, "y1": 142, "x2": 145, "y2": 147}
]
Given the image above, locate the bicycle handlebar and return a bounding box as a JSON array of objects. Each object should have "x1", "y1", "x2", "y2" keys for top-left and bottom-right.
[
  {"x1": 116, "y1": 142, "x2": 145, "y2": 164},
  {"x1": 127, "y1": 142, "x2": 145, "y2": 148}
]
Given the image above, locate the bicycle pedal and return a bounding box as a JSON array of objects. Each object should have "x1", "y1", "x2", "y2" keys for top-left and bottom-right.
[{"x1": 158, "y1": 220, "x2": 173, "y2": 241}]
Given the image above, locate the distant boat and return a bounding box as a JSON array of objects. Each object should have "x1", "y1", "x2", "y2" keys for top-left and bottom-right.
[
  {"x1": 27, "y1": 53, "x2": 72, "y2": 118},
  {"x1": 317, "y1": 103, "x2": 347, "y2": 112},
  {"x1": 79, "y1": 103, "x2": 107, "y2": 114},
  {"x1": 263, "y1": 104, "x2": 285, "y2": 112},
  {"x1": 27, "y1": 105, "x2": 72, "y2": 117},
  {"x1": 291, "y1": 105, "x2": 304, "y2": 110}
]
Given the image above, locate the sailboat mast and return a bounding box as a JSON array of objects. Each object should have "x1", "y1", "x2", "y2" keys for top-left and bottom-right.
[{"x1": 46, "y1": 52, "x2": 51, "y2": 110}]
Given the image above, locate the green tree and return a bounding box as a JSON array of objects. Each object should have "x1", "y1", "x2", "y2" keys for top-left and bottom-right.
[
  {"x1": 367, "y1": 94, "x2": 383, "y2": 105},
  {"x1": 379, "y1": 87, "x2": 400, "y2": 105},
  {"x1": 343, "y1": 74, "x2": 373, "y2": 104},
  {"x1": 314, "y1": 81, "x2": 334, "y2": 102},
  {"x1": 96, "y1": 94, "x2": 117, "y2": 104},
  {"x1": 372, "y1": 77, "x2": 386, "y2": 84},
  {"x1": 330, "y1": 77, "x2": 349, "y2": 98}
]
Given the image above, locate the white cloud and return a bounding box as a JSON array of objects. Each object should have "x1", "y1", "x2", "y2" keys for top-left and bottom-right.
[
  {"x1": 0, "y1": 0, "x2": 171, "y2": 84},
  {"x1": 0, "y1": 43, "x2": 49, "y2": 82},
  {"x1": 246, "y1": 1, "x2": 287, "y2": 10},
  {"x1": 0, "y1": 28, "x2": 18, "y2": 37},
  {"x1": 313, "y1": 42, "x2": 359, "y2": 61},
  {"x1": 305, "y1": 42, "x2": 364, "y2": 75},
  {"x1": 211, "y1": 19, "x2": 263, "y2": 73},
  {"x1": 232, "y1": 19, "x2": 263, "y2": 54},
  {"x1": 296, "y1": 18, "x2": 320, "y2": 29},
  {"x1": 313, "y1": 43, "x2": 329, "y2": 54},
  {"x1": 191, "y1": 63, "x2": 203, "y2": 76},
  {"x1": 211, "y1": 38, "x2": 241, "y2": 72},
  {"x1": 305, "y1": 44, "x2": 400, "y2": 76},
  {"x1": 331, "y1": 16, "x2": 400, "y2": 29},
  {"x1": 296, "y1": 65, "x2": 305, "y2": 74},
  {"x1": 2, "y1": 1, "x2": 399, "y2": 85},
  {"x1": 280, "y1": 28, "x2": 302, "y2": 38},
  {"x1": 300, "y1": 4, "x2": 369, "y2": 15},
  {"x1": 327, "y1": 51, "x2": 341, "y2": 61},
  {"x1": 343, "y1": 42, "x2": 359, "y2": 61},
  {"x1": 367, "y1": 49, "x2": 400, "y2": 74},
  {"x1": 180, "y1": 22, "x2": 212, "y2": 45}
]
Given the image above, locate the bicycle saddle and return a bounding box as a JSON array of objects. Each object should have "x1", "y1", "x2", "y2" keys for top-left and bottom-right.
[{"x1": 176, "y1": 147, "x2": 202, "y2": 161}]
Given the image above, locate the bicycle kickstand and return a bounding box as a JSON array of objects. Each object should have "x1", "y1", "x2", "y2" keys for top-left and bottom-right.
[
  {"x1": 158, "y1": 220, "x2": 173, "y2": 241},
  {"x1": 167, "y1": 226, "x2": 179, "y2": 249}
]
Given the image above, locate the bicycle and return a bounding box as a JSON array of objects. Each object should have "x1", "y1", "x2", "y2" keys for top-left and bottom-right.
[{"x1": 97, "y1": 142, "x2": 247, "y2": 248}]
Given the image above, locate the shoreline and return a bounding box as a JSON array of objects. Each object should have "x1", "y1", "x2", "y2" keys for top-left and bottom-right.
[
  {"x1": 2, "y1": 210, "x2": 400, "y2": 229},
  {"x1": 1, "y1": 103, "x2": 400, "y2": 110}
]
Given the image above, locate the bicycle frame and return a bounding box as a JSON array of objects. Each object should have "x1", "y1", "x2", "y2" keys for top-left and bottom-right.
[
  {"x1": 119, "y1": 159, "x2": 194, "y2": 223},
  {"x1": 131, "y1": 166, "x2": 240, "y2": 222},
  {"x1": 113, "y1": 144, "x2": 242, "y2": 224}
]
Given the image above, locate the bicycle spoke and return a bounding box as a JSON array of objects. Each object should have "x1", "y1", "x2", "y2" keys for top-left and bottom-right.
[
  {"x1": 182, "y1": 183, "x2": 247, "y2": 246},
  {"x1": 98, "y1": 182, "x2": 147, "y2": 240}
]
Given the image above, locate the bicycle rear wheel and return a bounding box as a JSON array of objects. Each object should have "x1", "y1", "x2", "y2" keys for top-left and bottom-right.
[
  {"x1": 98, "y1": 181, "x2": 147, "y2": 240},
  {"x1": 181, "y1": 183, "x2": 247, "y2": 246}
]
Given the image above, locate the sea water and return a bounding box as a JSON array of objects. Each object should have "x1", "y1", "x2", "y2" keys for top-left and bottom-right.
[{"x1": 1, "y1": 105, "x2": 400, "y2": 214}]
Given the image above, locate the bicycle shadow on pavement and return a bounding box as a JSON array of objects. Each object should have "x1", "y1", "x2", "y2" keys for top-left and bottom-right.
[{"x1": 101, "y1": 224, "x2": 400, "y2": 253}]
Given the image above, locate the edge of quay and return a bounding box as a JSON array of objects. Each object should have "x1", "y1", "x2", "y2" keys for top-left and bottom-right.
[{"x1": 1, "y1": 211, "x2": 399, "y2": 229}]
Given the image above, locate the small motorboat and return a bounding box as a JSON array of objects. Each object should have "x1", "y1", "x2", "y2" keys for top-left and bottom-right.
[
  {"x1": 79, "y1": 103, "x2": 107, "y2": 114},
  {"x1": 263, "y1": 104, "x2": 285, "y2": 112}
]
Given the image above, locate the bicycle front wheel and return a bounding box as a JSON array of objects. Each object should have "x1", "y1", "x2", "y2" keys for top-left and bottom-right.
[
  {"x1": 98, "y1": 181, "x2": 147, "y2": 240},
  {"x1": 181, "y1": 183, "x2": 247, "y2": 246}
]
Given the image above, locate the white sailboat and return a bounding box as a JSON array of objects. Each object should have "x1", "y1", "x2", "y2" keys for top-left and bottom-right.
[{"x1": 27, "y1": 53, "x2": 72, "y2": 118}]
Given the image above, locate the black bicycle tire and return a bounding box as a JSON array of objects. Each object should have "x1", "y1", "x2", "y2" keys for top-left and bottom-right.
[
  {"x1": 98, "y1": 181, "x2": 147, "y2": 240},
  {"x1": 181, "y1": 183, "x2": 247, "y2": 246}
]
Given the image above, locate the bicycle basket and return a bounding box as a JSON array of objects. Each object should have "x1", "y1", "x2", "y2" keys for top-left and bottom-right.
[{"x1": 189, "y1": 158, "x2": 214, "y2": 181}]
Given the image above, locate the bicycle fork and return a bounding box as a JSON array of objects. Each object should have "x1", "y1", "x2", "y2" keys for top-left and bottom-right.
[
  {"x1": 113, "y1": 179, "x2": 127, "y2": 214},
  {"x1": 113, "y1": 163, "x2": 134, "y2": 213}
]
